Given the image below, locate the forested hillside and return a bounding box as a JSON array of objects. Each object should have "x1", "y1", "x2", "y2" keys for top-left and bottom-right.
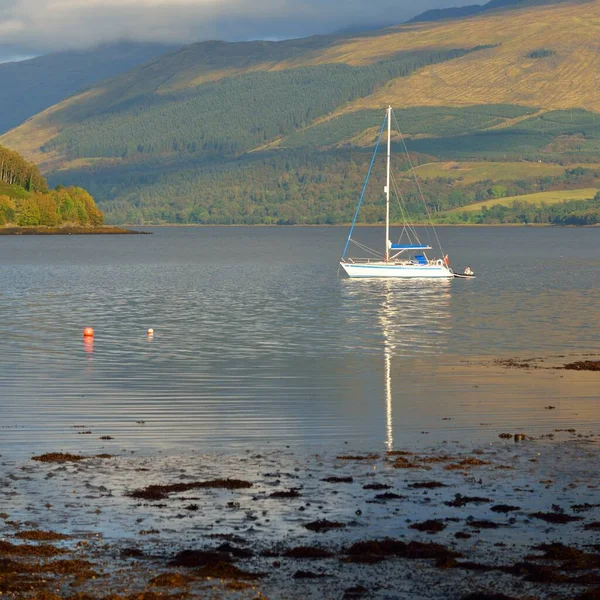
[
  {"x1": 1, "y1": 0, "x2": 600, "y2": 225},
  {"x1": 0, "y1": 145, "x2": 104, "y2": 227}
]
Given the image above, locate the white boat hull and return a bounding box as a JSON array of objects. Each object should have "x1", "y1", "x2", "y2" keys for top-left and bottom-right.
[{"x1": 340, "y1": 262, "x2": 453, "y2": 279}]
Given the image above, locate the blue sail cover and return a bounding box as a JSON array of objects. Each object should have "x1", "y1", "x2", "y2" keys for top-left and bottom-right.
[{"x1": 390, "y1": 244, "x2": 432, "y2": 250}]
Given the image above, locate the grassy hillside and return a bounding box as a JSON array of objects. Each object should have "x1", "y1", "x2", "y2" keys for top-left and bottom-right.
[
  {"x1": 412, "y1": 161, "x2": 567, "y2": 183},
  {"x1": 445, "y1": 187, "x2": 599, "y2": 213},
  {"x1": 0, "y1": 42, "x2": 179, "y2": 136},
  {"x1": 2, "y1": 0, "x2": 600, "y2": 225},
  {"x1": 439, "y1": 189, "x2": 600, "y2": 224}
]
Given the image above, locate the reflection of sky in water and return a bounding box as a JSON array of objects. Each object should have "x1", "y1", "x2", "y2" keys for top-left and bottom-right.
[{"x1": 0, "y1": 227, "x2": 599, "y2": 456}]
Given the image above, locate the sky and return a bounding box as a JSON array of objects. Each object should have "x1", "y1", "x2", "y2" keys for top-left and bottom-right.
[{"x1": 0, "y1": 0, "x2": 476, "y2": 62}]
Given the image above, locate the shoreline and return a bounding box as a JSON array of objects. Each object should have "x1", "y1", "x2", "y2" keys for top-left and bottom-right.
[
  {"x1": 1, "y1": 354, "x2": 599, "y2": 599},
  {"x1": 1, "y1": 435, "x2": 598, "y2": 600},
  {"x1": 108, "y1": 222, "x2": 597, "y2": 228},
  {"x1": 0, "y1": 226, "x2": 151, "y2": 235}
]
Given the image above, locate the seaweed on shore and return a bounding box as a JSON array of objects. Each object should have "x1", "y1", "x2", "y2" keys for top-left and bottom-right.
[
  {"x1": 304, "y1": 520, "x2": 346, "y2": 533},
  {"x1": 127, "y1": 479, "x2": 253, "y2": 501},
  {"x1": 197, "y1": 561, "x2": 264, "y2": 580},
  {"x1": 269, "y1": 488, "x2": 301, "y2": 498},
  {"x1": 446, "y1": 494, "x2": 491, "y2": 507},
  {"x1": 491, "y1": 504, "x2": 521, "y2": 513},
  {"x1": 169, "y1": 549, "x2": 233, "y2": 567},
  {"x1": 345, "y1": 539, "x2": 461, "y2": 562},
  {"x1": 363, "y1": 483, "x2": 392, "y2": 490},
  {"x1": 564, "y1": 361, "x2": 600, "y2": 371},
  {"x1": 0, "y1": 541, "x2": 67, "y2": 557},
  {"x1": 410, "y1": 520, "x2": 447, "y2": 533},
  {"x1": 14, "y1": 530, "x2": 69, "y2": 542},
  {"x1": 409, "y1": 481, "x2": 447, "y2": 489},
  {"x1": 529, "y1": 511, "x2": 582, "y2": 524},
  {"x1": 336, "y1": 454, "x2": 378, "y2": 461}
]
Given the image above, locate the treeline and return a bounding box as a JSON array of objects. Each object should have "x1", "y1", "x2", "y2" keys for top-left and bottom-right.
[
  {"x1": 0, "y1": 145, "x2": 47, "y2": 192},
  {"x1": 281, "y1": 105, "x2": 535, "y2": 150},
  {"x1": 43, "y1": 47, "x2": 488, "y2": 161},
  {"x1": 447, "y1": 193, "x2": 600, "y2": 225},
  {"x1": 0, "y1": 186, "x2": 104, "y2": 227},
  {"x1": 53, "y1": 148, "x2": 600, "y2": 225},
  {"x1": 407, "y1": 109, "x2": 600, "y2": 162}
]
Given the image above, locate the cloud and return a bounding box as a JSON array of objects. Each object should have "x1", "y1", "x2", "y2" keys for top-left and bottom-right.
[{"x1": 0, "y1": 0, "x2": 476, "y2": 57}]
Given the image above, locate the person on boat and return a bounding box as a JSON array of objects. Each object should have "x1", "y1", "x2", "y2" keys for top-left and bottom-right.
[{"x1": 464, "y1": 266, "x2": 473, "y2": 276}]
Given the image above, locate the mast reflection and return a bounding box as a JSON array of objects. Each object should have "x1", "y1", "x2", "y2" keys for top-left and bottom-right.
[{"x1": 341, "y1": 279, "x2": 453, "y2": 449}]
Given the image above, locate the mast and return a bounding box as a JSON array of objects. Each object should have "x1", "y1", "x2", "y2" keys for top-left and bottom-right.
[{"x1": 385, "y1": 105, "x2": 391, "y2": 262}]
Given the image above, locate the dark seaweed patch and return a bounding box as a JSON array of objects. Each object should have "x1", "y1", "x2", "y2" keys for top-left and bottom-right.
[
  {"x1": 304, "y1": 520, "x2": 346, "y2": 533},
  {"x1": 410, "y1": 519, "x2": 447, "y2": 533},
  {"x1": 409, "y1": 481, "x2": 447, "y2": 489},
  {"x1": 529, "y1": 511, "x2": 582, "y2": 524},
  {"x1": 270, "y1": 488, "x2": 301, "y2": 498},
  {"x1": 127, "y1": 479, "x2": 253, "y2": 501},
  {"x1": 491, "y1": 505, "x2": 521, "y2": 513},
  {"x1": 446, "y1": 494, "x2": 491, "y2": 507}
]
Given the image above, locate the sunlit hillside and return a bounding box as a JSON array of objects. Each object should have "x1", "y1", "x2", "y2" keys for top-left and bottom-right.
[
  {"x1": 334, "y1": 0, "x2": 600, "y2": 114},
  {"x1": 2, "y1": 0, "x2": 600, "y2": 225},
  {"x1": 5, "y1": 0, "x2": 600, "y2": 166}
]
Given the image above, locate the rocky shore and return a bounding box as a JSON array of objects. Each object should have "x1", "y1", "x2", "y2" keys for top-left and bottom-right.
[
  {"x1": 0, "y1": 226, "x2": 148, "y2": 235},
  {"x1": 1, "y1": 432, "x2": 599, "y2": 599}
]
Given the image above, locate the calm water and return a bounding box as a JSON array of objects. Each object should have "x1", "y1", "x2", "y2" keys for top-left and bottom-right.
[{"x1": 1, "y1": 226, "x2": 599, "y2": 456}]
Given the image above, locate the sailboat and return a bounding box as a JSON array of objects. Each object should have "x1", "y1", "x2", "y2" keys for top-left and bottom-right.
[{"x1": 340, "y1": 106, "x2": 464, "y2": 279}]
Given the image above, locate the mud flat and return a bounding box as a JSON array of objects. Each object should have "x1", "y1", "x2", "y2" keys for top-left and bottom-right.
[{"x1": 1, "y1": 432, "x2": 599, "y2": 599}]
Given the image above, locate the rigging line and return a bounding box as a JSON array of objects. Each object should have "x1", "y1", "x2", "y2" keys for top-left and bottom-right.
[
  {"x1": 350, "y1": 238, "x2": 384, "y2": 258},
  {"x1": 389, "y1": 175, "x2": 412, "y2": 241},
  {"x1": 390, "y1": 171, "x2": 414, "y2": 235},
  {"x1": 341, "y1": 113, "x2": 387, "y2": 259},
  {"x1": 390, "y1": 170, "x2": 419, "y2": 242},
  {"x1": 391, "y1": 110, "x2": 445, "y2": 257},
  {"x1": 390, "y1": 183, "x2": 412, "y2": 242}
]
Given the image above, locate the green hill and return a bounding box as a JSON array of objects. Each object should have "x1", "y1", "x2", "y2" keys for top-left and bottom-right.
[{"x1": 2, "y1": 0, "x2": 600, "y2": 224}]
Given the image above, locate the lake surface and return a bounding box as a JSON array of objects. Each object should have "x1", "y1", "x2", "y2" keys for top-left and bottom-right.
[{"x1": 1, "y1": 226, "x2": 599, "y2": 456}]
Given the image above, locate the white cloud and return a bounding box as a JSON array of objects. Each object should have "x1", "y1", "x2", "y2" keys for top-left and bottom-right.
[{"x1": 0, "y1": 0, "x2": 478, "y2": 56}]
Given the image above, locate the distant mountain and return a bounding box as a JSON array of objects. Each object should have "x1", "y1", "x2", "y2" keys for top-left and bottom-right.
[
  {"x1": 409, "y1": 0, "x2": 571, "y2": 24},
  {"x1": 0, "y1": 42, "x2": 179, "y2": 134},
  {"x1": 408, "y1": 5, "x2": 483, "y2": 24}
]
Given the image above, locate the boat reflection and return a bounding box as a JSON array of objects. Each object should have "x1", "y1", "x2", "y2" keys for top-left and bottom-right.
[{"x1": 341, "y1": 279, "x2": 453, "y2": 449}]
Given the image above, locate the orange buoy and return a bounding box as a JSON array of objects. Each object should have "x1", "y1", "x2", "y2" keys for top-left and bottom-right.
[
  {"x1": 83, "y1": 327, "x2": 94, "y2": 337},
  {"x1": 147, "y1": 328, "x2": 154, "y2": 335}
]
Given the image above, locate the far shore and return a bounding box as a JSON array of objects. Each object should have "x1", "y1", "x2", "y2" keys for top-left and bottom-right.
[
  {"x1": 0, "y1": 226, "x2": 150, "y2": 235},
  {"x1": 114, "y1": 222, "x2": 598, "y2": 228}
]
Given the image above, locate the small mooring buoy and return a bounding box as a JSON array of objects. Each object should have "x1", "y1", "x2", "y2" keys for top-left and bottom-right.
[
  {"x1": 83, "y1": 327, "x2": 94, "y2": 337},
  {"x1": 147, "y1": 328, "x2": 154, "y2": 336}
]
